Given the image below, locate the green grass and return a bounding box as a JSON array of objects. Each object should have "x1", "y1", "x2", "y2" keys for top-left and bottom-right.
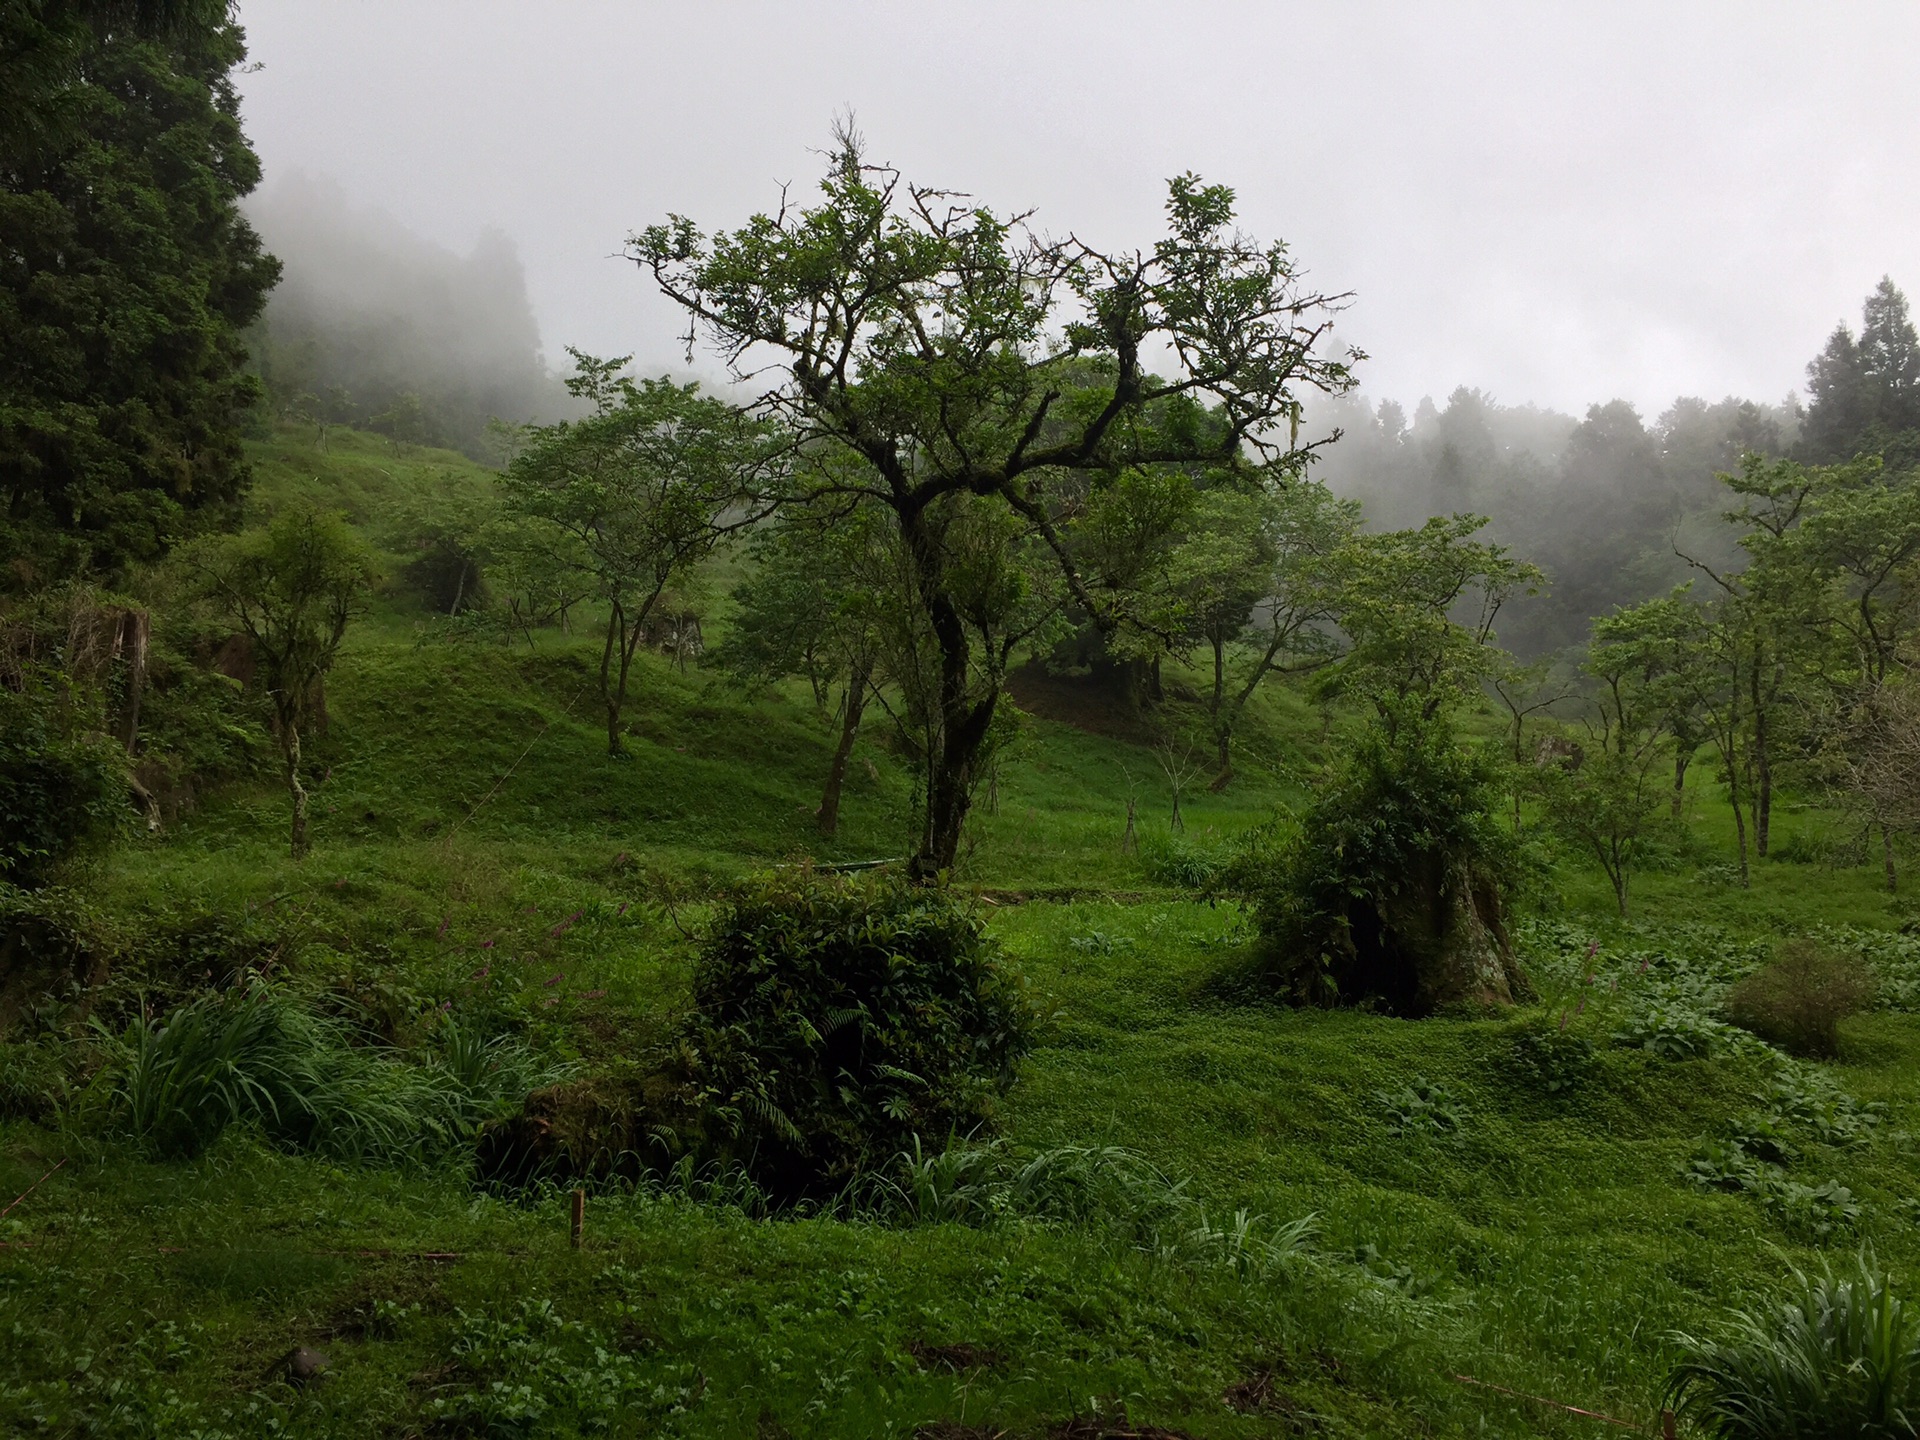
[{"x1": 4, "y1": 422, "x2": 1919, "y2": 1436}]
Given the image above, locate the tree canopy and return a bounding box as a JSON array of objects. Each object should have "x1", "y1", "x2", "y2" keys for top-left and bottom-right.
[
  {"x1": 1, "y1": 0, "x2": 278, "y2": 583},
  {"x1": 632, "y1": 124, "x2": 1360, "y2": 873}
]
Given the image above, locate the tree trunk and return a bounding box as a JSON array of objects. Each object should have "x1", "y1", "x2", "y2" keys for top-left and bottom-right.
[
  {"x1": 1751, "y1": 658, "x2": 1771, "y2": 858},
  {"x1": 1730, "y1": 772, "x2": 1750, "y2": 888},
  {"x1": 905, "y1": 517, "x2": 1000, "y2": 879},
  {"x1": 817, "y1": 663, "x2": 871, "y2": 838},
  {"x1": 1208, "y1": 637, "x2": 1235, "y2": 788},
  {"x1": 1672, "y1": 746, "x2": 1690, "y2": 819},
  {"x1": 1362, "y1": 854, "x2": 1522, "y2": 1014},
  {"x1": 284, "y1": 719, "x2": 310, "y2": 861},
  {"x1": 117, "y1": 609, "x2": 148, "y2": 754},
  {"x1": 600, "y1": 604, "x2": 622, "y2": 755},
  {"x1": 1885, "y1": 823, "x2": 1899, "y2": 895},
  {"x1": 601, "y1": 603, "x2": 643, "y2": 757},
  {"x1": 1210, "y1": 724, "x2": 1234, "y2": 791}
]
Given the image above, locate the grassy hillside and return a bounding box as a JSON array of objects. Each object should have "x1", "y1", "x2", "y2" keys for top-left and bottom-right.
[{"x1": 2, "y1": 425, "x2": 1916, "y2": 1437}]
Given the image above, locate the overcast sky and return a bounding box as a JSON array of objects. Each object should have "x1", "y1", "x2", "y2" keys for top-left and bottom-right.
[{"x1": 233, "y1": 2, "x2": 1920, "y2": 418}]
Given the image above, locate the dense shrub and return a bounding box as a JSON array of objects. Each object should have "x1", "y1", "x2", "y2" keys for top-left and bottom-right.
[
  {"x1": 0, "y1": 1038, "x2": 70, "y2": 1123},
  {"x1": 0, "y1": 687, "x2": 125, "y2": 887},
  {"x1": 1725, "y1": 940, "x2": 1874, "y2": 1058},
  {"x1": 672, "y1": 872, "x2": 1035, "y2": 1201},
  {"x1": 1223, "y1": 727, "x2": 1527, "y2": 1013},
  {"x1": 0, "y1": 883, "x2": 111, "y2": 1059},
  {"x1": 1665, "y1": 1256, "x2": 1920, "y2": 1437}
]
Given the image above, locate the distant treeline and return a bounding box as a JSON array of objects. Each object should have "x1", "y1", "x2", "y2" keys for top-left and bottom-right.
[
  {"x1": 1315, "y1": 278, "x2": 1920, "y2": 656},
  {"x1": 244, "y1": 174, "x2": 576, "y2": 463}
]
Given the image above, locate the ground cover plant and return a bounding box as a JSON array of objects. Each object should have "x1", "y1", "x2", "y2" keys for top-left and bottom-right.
[
  {"x1": 5, "y1": 463, "x2": 1918, "y2": 1433},
  {"x1": 5, "y1": 122, "x2": 1920, "y2": 1438}
]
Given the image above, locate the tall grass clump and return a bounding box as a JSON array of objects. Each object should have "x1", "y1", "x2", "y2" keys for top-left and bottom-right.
[
  {"x1": 884, "y1": 1137, "x2": 1317, "y2": 1274},
  {"x1": 91, "y1": 983, "x2": 552, "y2": 1162},
  {"x1": 1664, "y1": 1255, "x2": 1920, "y2": 1438}
]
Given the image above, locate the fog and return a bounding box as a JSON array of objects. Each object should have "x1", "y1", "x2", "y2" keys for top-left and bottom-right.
[
  {"x1": 247, "y1": 173, "x2": 573, "y2": 457},
  {"x1": 228, "y1": 4, "x2": 1916, "y2": 641},
  {"x1": 231, "y1": 2, "x2": 1920, "y2": 417},
  {"x1": 1312, "y1": 387, "x2": 1794, "y2": 655}
]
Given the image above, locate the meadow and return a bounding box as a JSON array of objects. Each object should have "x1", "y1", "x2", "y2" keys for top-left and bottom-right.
[{"x1": 2, "y1": 426, "x2": 1916, "y2": 1439}]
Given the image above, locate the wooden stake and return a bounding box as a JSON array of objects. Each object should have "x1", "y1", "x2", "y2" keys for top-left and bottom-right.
[
  {"x1": 570, "y1": 1188, "x2": 585, "y2": 1249},
  {"x1": 1662, "y1": 1412, "x2": 1677, "y2": 1440}
]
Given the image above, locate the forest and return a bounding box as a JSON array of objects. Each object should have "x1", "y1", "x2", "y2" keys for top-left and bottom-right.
[{"x1": 5, "y1": 6, "x2": 1920, "y2": 1438}]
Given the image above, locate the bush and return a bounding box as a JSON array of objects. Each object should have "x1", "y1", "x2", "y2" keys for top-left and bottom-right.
[
  {"x1": 672, "y1": 872, "x2": 1035, "y2": 1202},
  {"x1": 0, "y1": 686, "x2": 125, "y2": 886},
  {"x1": 0, "y1": 1038, "x2": 70, "y2": 1123},
  {"x1": 0, "y1": 882, "x2": 112, "y2": 1056},
  {"x1": 1725, "y1": 940, "x2": 1874, "y2": 1058},
  {"x1": 1665, "y1": 1256, "x2": 1920, "y2": 1437},
  {"x1": 1223, "y1": 726, "x2": 1527, "y2": 1013}
]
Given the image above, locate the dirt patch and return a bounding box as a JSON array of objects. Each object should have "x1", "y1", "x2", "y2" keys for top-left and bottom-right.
[
  {"x1": 973, "y1": 888, "x2": 1149, "y2": 907},
  {"x1": 908, "y1": 1340, "x2": 1006, "y2": 1372},
  {"x1": 1005, "y1": 662, "x2": 1153, "y2": 743}
]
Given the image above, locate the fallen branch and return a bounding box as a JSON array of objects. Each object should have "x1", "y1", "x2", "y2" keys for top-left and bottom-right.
[
  {"x1": 0, "y1": 1158, "x2": 67, "y2": 1223},
  {"x1": 1449, "y1": 1373, "x2": 1646, "y2": 1431}
]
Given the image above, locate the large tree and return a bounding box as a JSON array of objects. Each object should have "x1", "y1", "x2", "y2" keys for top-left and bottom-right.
[
  {"x1": 1802, "y1": 278, "x2": 1920, "y2": 470},
  {"x1": 1, "y1": 0, "x2": 279, "y2": 581},
  {"x1": 633, "y1": 128, "x2": 1358, "y2": 876},
  {"x1": 1325, "y1": 513, "x2": 1542, "y2": 738}
]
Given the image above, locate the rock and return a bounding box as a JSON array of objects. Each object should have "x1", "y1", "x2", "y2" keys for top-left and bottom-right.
[{"x1": 279, "y1": 1345, "x2": 330, "y2": 1386}]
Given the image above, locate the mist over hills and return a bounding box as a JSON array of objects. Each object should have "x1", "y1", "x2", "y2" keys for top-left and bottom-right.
[
  {"x1": 1310, "y1": 385, "x2": 1800, "y2": 656},
  {"x1": 245, "y1": 173, "x2": 575, "y2": 460},
  {"x1": 237, "y1": 174, "x2": 1910, "y2": 668}
]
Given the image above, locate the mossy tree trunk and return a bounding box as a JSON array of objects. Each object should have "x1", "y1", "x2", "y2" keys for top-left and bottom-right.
[{"x1": 1364, "y1": 856, "x2": 1523, "y2": 1013}]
